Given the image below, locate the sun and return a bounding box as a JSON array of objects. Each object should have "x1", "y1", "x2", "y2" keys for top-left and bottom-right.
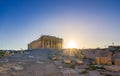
[{"x1": 67, "y1": 40, "x2": 78, "y2": 48}]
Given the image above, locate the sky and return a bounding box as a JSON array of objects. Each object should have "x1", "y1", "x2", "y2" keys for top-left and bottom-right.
[{"x1": 0, "y1": 0, "x2": 120, "y2": 50}]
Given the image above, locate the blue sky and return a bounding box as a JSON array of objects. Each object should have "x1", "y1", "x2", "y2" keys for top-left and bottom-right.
[{"x1": 0, "y1": 0, "x2": 120, "y2": 50}]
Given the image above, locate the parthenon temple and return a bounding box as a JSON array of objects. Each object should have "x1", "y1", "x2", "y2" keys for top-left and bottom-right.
[{"x1": 28, "y1": 35, "x2": 63, "y2": 49}]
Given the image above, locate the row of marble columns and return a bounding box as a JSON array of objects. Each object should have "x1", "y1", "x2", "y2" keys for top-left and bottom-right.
[{"x1": 41, "y1": 39, "x2": 62, "y2": 48}]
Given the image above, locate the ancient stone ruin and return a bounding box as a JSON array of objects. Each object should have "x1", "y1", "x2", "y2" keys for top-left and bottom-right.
[
  {"x1": 95, "y1": 50, "x2": 112, "y2": 65},
  {"x1": 28, "y1": 35, "x2": 63, "y2": 49}
]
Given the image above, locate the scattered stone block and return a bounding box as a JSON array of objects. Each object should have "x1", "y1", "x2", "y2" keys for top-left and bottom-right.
[
  {"x1": 12, "y1": 65, "x2": 24, "y2": 71},
  {"x1": 95, "y1": 57, "x2": 100, "y2": 64},
  {"x1": 52, "y1": 56, "x2": 57, "y2": 60},
  {"x1": 58, "y1": 66, "x2": 63, "y2": 69},
  {"x1": 95, "y1": 57, "x2": 112, "y2": 65},
  {"x1": 114, "y1": 59, "x2": 120, "y2": 65},
  {"x1": 36, "y1": 61, "x2": 44, "y2": 64},
  {"x1": 100, "y1": 57, "x2": 112, "y2": 65},
  {"x1": 64, "y1": 59, "x2": 71, "y2": 64},
  {"x1": 76, "y1": 59, "x2": 83, "y2": 64}
]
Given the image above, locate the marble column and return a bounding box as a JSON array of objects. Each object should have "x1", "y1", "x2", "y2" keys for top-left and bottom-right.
[
  {"x1": 53, "y1": 41, "x2": 55, "y2": 48},
  {"x1": 52, "y1": 40, "x2": 54, "y2": 48},
  {"x1": 55, "y1": 41, "x2": 56, "y2": 48},
  {"x1": 50, "y1": 40, "x2": 52, "y2": 48},
  {"x1": 42, "y1": 39, "x2": 44, "y2": 48},
  {"x1": 44, "y1": 39, "x2": 46, "y2": 48},
  {"x1": 47, "y1": 40, "x2": 49, "y2": 48}
]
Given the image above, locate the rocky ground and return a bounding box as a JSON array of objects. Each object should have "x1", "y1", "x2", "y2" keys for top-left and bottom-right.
[
  {"x1": 53, "y1": 59, "x2": 120, "y2": 76},
  {"x1": 0, "y1": 49, "x2": 62, "y2": 76},
  {"x1": 0, "y1": 49, "x2": 120, "y2": 76}
]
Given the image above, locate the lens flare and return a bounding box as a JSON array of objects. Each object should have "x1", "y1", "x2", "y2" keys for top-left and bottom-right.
[{"x1": 67, "y1": 40, "x2": 78, "y2": 48}]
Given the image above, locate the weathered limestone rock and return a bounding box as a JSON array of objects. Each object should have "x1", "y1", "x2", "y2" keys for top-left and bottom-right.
[
  {"x1": 96, "y1": 57, "x2": 112, "y2": 65},
  {"x1": 104, "y1": 65, "x2": 120, "y2": 72},
  {"x1": 28, "y1": 35, "x2": 63, "y2": 49},
  {"x1": 85, "y1": 49, "x2": 112, "y2": 60},
  {"x1": 101, "y1": 57, "x2": 112, "y2": 65},
  {"x1": 95, "y1": 50, "x2": 112, "y2": 65},
  {"x1": 114, "y1": 59, "x2": 120, "y2": 65},
  {"x1": 64, "y1": 59, "x2": 71, "y2": 64},
  {"x1": 96, "y1": 57, "x2": 100, "y2": 65},
  {"x1": 76, "y1": 59, "x2": 83, "y2": 64},
  {"x1": 12, "y1": 65, "x2": 24, "y2": 71}
]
